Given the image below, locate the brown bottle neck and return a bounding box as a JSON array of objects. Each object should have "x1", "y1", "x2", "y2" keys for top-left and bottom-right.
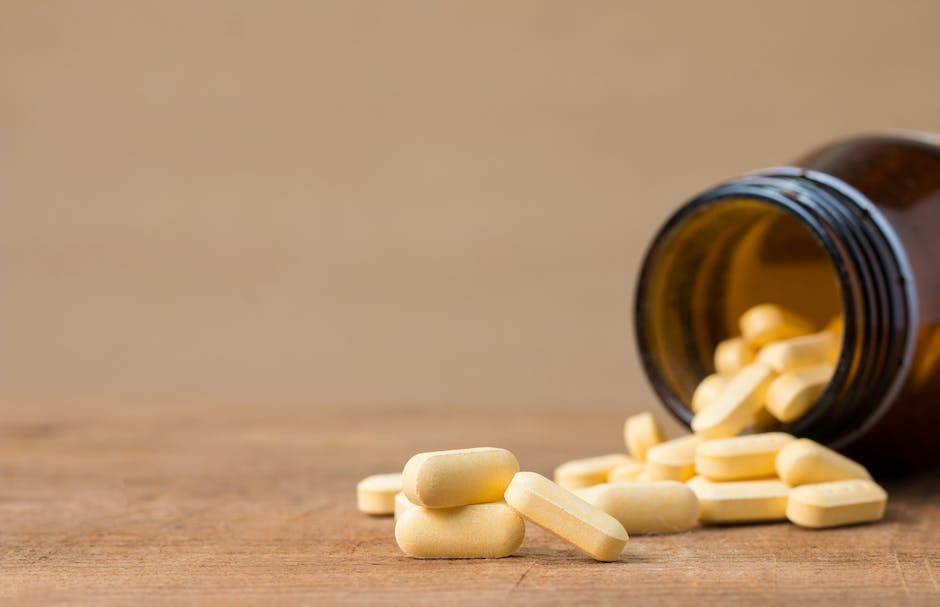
[
  {"x1": 749, "y1": 170, "x2": 916, "y2": 448},
  {"x1": 634, "y1": 170, "x2": 915, "y2": 449}
]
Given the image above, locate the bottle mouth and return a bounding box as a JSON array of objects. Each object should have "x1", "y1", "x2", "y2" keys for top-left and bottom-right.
[{"x1": 634, "y1": 169, "x2": 915, "y2": 448}]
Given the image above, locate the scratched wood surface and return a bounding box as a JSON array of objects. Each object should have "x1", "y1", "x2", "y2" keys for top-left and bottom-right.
[{"x1": 1, "y1": 401, "x2": 938, "y2": 605}]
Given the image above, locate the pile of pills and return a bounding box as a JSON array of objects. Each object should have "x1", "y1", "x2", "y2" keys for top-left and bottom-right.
[
  {"x1": 692, "y1": 303, "x2": 841, "y2": 430},
  {"x1": 358, "y1": 447, "x2": 629, "y2": 561},
  {"x1": 357, "y1": 425, "x2": 886, "y2": 560},
  {"x1": 355, "y1": 302, "x2": 888, "y2": 561}
]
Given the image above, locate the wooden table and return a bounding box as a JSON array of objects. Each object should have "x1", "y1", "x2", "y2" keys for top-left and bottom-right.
[{"x1": 2, "y1": 401, "x2": 938, "y2": 605}]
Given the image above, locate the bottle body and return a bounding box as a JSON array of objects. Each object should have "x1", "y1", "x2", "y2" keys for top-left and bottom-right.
[{"x1": 634, "y1": 133, "x2": 940, "y2": 470}]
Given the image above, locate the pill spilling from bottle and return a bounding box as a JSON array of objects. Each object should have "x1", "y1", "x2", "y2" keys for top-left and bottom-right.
[
  {"x1": 354, "y1": 302, "x2": 887, "y2": 560},
  {"x1": 692, "y1": 303, "x2": 842, "y2": 434},
  {"x1": 356, "y1": 423, "x2": 885, "y2": 559}
]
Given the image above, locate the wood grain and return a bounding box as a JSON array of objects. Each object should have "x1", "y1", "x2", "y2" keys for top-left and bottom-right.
[{"x1": 1, "y1": 401, "x2": 937, "y2": 605}]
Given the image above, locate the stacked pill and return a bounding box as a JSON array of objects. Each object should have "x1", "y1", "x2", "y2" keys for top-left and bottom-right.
[
  {"x1": 395, "y1": 447, "x2": 525, "y2": 558},
  {"x1": 360, "y1": 447, "x2": 629, "y2": 560},
  {"x1": 691, "y1": 303, "x2": 842, "y2": 432}
]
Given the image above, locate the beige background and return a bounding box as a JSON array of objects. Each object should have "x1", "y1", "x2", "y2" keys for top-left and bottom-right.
[{"x1": 1, "y1": 1, "x2": 939, "y2": 407}]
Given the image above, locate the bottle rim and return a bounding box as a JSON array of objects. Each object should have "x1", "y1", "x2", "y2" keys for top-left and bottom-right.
[{"x1": 633, "y1": 169, "x2": 916, "y2": 448}]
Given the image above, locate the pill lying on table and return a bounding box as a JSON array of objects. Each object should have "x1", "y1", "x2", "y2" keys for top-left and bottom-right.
[
  {"x1": 394, "y1": 491, "x2": 416, "y2": 521},
  {"x1": 765, "y1": 364, "x2": 834, "y2": 423},
  {"x1": 714, "y1": 337, "x2": 756, "y2": 375},
  {"x1": 740, "y1": 304, "x2": 814, "y2": 347},
  {"x1": 357, "y1": 473, "x2": 403, "y2": 515},
  {"x1": 691, "y1": 363, "x2": 777, "y2": 439},
  {"x1": 786, "y1": 479, "x2": 887, "y2": 528},
  {"x1": 695, "y1": 432, "x2": 795, "y2": 481},
  {"x1": 691, "y1": 374, "x2": 728, "y2": 413},
  {"x1": 395, "y1": 501, "x2": 525, "y2": 558},
  {"x1": 402, "y1": 447, "x2": 519, "y2": 508},
  {"x1": 775, "y1": 439, "x2": 870, "y2": 486},
  {"x1": 623, "y1": 412, "x2": 665, "y2": 461},
  {"x1": 757, "y1": 331, "x2": 839, "y2": 373},
  {"x1": 584, "y1": 481, "x2": 699, "y2": 535},
  {"x1": 607, "y1": 459, "x2": 646, "y2": 482},
  {"x1": 645, "y1": 434, "x2": 700, "y2": 482},
  {"x1": 695, "y1": 479, "x2": 790, "y2": 524},
  {"x1": 504, "y1": 471, "x2": 628, "y2": 561},
  {"x1": 554, "y1": 454, "x2": 634, "y2": 489}
]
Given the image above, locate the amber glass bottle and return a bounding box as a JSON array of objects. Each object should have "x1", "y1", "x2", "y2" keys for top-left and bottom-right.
[{"x1": 634, "y1": 132, "x2": 940, "y2": 470}]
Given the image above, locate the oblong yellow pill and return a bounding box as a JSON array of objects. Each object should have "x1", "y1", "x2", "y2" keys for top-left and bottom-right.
[
  {"x1": 623, "y1": 412, "x2": 665, "y2": 462},
  {"x1": 504, "y1": 471, "x2": 628, "y2": 561},
  {"x1": 586, "y1": 481, "x2": 699, "y2": 535},
  {"x1": 395, "y1": 501, "x2": 525, "y2": 558},
  {"x1": 757, "y1": 331, "x2": 839, "y2": 373},
  {"x1": 607, "y1": 459, "x2": 646, "y2": 482},
  {"x1": 740, "y1": 304, "x2": 814, "y2": 347},
  {"x1": 393, "y1": 491, "x2": 416, "y2": 521},
  {"x1": 765, "y1": 364, "x2": 834, "y2": 423},
  {"x1": 691, "y1": 374, "x2": 729, "y2": 413},
  {"x1": 695, "y1": 479, "x2": 790, "y2": 524},
  {"x1": 645, "y1": 434, "x2": 700, "y2": 481},
  {"x1": 775, "y1": 439, "x2": 871, "y2": 486},
  {"x1": 356, "y1": 473, "x2": 403, "y2": 515},
  {"x1": 714, "y1": 337, "x2": 757, "y2": 375},
  {"x1": 554, "y1": 454, "x2": 634, "y2": 489},
  {"x1": 695, "y1": 432, "x2": 795, "y2": 481},
  {"x1": 402, "y1": 447, "x2": 519, "y2": 508},
  {"x1": 786, "y1": 479, "x2": 887, "y2": 528},
  {"x1": 691, "y1": 363, "x2": 777, "y2": 439}
]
